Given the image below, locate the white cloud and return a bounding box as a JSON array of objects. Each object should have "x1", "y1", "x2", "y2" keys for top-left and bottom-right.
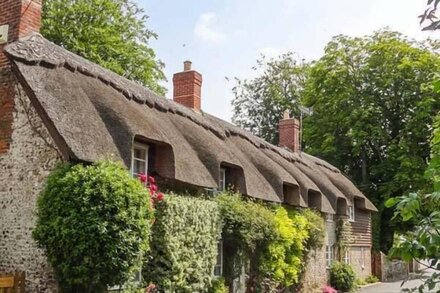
[{"x1": 194, "y1": 12, "x2": 226, "y2": 43}]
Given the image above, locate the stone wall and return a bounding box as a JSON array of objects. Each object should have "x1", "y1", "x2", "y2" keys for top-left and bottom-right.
[
  {"x1": 302, "y1": 216, "x2": 336, "y2": 292},
  {"x1": 372, "y1": 251, "x2": 408, "y2": 282},
  {"x1": 0, "y1": 85, "x2": 60, "y2": 292}
]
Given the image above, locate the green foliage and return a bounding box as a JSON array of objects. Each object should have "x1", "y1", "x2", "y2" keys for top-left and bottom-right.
[
  {"x1": 329, "y1": 262, "x2": 357, "y2": 292},
  {"x1": 231, "y1": 53, "x2": 309, "y2": 144},
  {"x1": 259, "y1": 207, "x2": 309, "y2": 287},
  {"x1": 41, "y1": 0, "x2": 166, "y2": 95},
  {"x1": 300, "y1": 208, "x2": 325, "y2": 251},
  {"x1": 33, "y1": 161, "x2": 152, "y2": 292},
  {"x1": 364, "y1": 275, "x2": 379, "y2": 284},
  {"x1": 230, "y1": 30, "x2": 440, "y2": 252},
  {"x1": 420, "y1": 0, "x2": 440, "y2": 31},
  {"x1": 303, "y1": 30, "x2": 440, "y2": 251},
  {"x1": 215, "y1": 193, "x2": 277, "y2": 253},
  {"x1": 208, "y1": 277, "x2": 228, "y2": 293},
  {"x1": 144, "y1": 195, "x2": 222, "y2": 292},
  {"x1": 384, "y1": 115, "x2": 440, "y2": 292},
  {"x1": 336, "y1": 217, "x2": 352, "y2": 262}
]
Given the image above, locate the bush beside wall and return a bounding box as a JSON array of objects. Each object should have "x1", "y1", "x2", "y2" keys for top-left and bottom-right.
[
  {"x1": 33, "y1": 161, "x2": 153, "y2": 292},
  {"x1": 144, "y1": 195, "x2": 222, "y2": 292}
]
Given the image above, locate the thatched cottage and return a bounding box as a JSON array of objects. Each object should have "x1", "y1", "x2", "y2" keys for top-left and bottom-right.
[{"x1": 0, "y1": 1, "x2": 377, "y2": 291}]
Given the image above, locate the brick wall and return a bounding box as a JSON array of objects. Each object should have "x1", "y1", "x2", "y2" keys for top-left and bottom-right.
[
  {"x1": 0, "y1": 0, "x2": 42, "y2": 154},
  {"x1": 278, "y1": 118, "x2": 300, "y2": 152},
  {"x1": 172, "y1": 70, "x2": 202, "y2": 111},
  {"x1": 0, "y1": 83, "x2": 60, "y2": 292}
]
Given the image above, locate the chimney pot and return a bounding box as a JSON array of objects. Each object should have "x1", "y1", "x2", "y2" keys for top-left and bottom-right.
[{"x1": 184, "y1": 60, "x2": 192, "y2": 71}]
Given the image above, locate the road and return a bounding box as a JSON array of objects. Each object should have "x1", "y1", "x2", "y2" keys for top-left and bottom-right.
[{"x1": 357, "y1": 270, "x2": 439, "y2": 293}]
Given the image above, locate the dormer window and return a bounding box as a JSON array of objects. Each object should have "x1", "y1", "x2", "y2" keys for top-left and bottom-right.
[
  {"x1": 132, "y1": 143, "x2": 149, "y2": 177},
  {"x1": 219, "y1": 168, "x2": 226, "y2": 191},
  {"x1": 348, "y1": 206, "x2": 355, "y2": 222}
]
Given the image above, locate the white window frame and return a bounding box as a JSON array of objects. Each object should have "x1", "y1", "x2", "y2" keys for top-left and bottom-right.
[
  {"x1": 131, "y1": 143, "x2": 149, "y2": 177},
  {"x1": 326, "y1": 245, "x2": 334, "y2": 268},
  {"x1": 219, "y1": 168, "x2": 226, "y2": 191},
  {"x1": 326, "y1": 213, "x2": 334, "y2": 222},
  {"x1": 348, "y1": 206, "x2": 355, "y2": 222},
  {"x1": 344, "y1": 249, "x2": 350, "y2": 264},
  {"x1": 214, "y1": 240, "x2": 223, "y2": 277}
]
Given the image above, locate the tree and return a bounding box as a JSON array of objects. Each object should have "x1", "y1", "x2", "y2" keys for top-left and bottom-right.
[
  {"x1": 33, "y1": 161, "x2": 153, "y2": 292},
  {"x1": 42, "y1": 0, "x2": 166, "y2": 95},
  {"x1": 231, "y1": 53, "x2": 309, "y2": 144},
  {"x1": 302, "y1": 30, "x2": 440, "y2": 251},
  {"x1": 420, "y1": 0, "x2": 440, "y2": 31},
  {"x1": 385, "y1": 115, "x2": 440, "y2": 292}
]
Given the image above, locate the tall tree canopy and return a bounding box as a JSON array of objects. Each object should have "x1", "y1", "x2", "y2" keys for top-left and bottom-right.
[
  {"x1": 303, "y1": 30, "x2": 440, "y2": 251},
  {"x1": 42, "y1": 0, "x2": 166, "y2": 95},
  {"x1": 231, "y1": 30, "x2": 440, "y2": 252},
  {"x1": 231, "y1": 53, "x2": 308, "y2": 144}
]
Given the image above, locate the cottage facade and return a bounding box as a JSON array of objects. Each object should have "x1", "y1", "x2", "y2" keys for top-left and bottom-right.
[{"x1": 0, "y1": 1, "x2": 377, "y2": 292}]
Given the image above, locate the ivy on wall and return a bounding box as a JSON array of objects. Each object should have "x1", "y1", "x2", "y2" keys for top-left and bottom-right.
[
  {"x1": 144, "y1": 195, "x2": 222, "y2": 292},
  {"x1": 336, "y1": 217, "x2": 352, "y2": 262}
]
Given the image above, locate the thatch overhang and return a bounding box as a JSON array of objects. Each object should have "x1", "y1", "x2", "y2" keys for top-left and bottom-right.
[{"x1": 5, "y1": 33, "x2": 377, "y2": 213}]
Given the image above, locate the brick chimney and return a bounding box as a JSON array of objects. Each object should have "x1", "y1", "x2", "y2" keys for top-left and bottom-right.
[
  {"x1": 173, "y1": 61, "x2": 202, "y2": 111},
  {"x1": 278, "y1": 110, "x2": 300, "y2": 152},
  {"x1": 0, "y1": 0, "x2": 42, "y2": 154}
]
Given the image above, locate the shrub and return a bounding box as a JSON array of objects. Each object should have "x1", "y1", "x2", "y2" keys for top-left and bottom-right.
[
  {"x1": 259, "y1": 207, "x2": 309, "y2": 287},
  {"x1": 300, "y1": 209, "x2": 325, "y2": 251},
  {"x1": 329, "y1": 261, "x2": 357, "y2": 292},
  {"x1": 144, "y1": 195, "x2": 222, "y2": 292},
  {"x1": 33, "y1": 161, "x2": 153, "y2": 292},
  {"x1": 365, "y1": 275, "x2": 379, "y2": 284},
  {"x1": 209, "y1": 277, "x2": 228, "y2": 293},
  {"x1": 215, "y1": 193, "x2": 277, "y2": 252},
  {"x1": 215, "y1": 193, "x2": 277, "y2": 286}
]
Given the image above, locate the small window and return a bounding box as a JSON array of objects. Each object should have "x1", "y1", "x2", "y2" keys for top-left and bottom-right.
[
  {"x1": 326, "y1": 213, "x2": 334, "y2": 222},
  {"x1": 219, "y1": 168, "x2": 226, "y2": 191},
  {"x1": 132, "y1": 143, "x2": 149, "y2": 177},
  {"x1": 214, "y1": 240, "x2": 223, "y2": 277},
  {"x1": 326, "y1": 245, "x2": 334, "y2": 268},
  {"x1": 348, "y1": 206, "x2": 355, "y2": 222}
]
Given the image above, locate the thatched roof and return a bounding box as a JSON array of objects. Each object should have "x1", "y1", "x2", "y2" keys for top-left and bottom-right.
[{"x1": 5, "y1": 33, "x2": 377, "y2": 213}]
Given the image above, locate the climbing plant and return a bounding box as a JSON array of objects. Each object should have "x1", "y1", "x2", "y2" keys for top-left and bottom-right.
[
  {"x1": 144, "y1": 195, "x2": 222, "y2": 292},
  {"x1": 335, "y1": 217, "x2": 352, "y2": 262}
]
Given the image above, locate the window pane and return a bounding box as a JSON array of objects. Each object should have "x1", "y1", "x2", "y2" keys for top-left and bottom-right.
[
  {"x1": 134, "y1": 148, "x2": 147, "y2": 160},
  {"x1": 133, "y1": 159, "x2": 146, "y2": 175}
]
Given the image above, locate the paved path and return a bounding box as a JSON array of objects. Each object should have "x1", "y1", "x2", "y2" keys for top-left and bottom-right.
[{"x1": 356, "y1": 270, "x2": 438, "y2": 293}]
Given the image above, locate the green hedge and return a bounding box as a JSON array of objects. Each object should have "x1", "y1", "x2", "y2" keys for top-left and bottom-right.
[
  {"x1": 144, "y1": 195, "x2": 222, "y2": 292},
  {"x1": 33, "y1": 161, "x2": 153, "y2": 292}
]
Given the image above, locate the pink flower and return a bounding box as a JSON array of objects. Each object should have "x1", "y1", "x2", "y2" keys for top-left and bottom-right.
[
  {"x1": 149, "y1": 184, "x2": 158, "y2": 193},
  {"x1": 156, "y1": 192, "x2": 164, "y2": 201},
  {"x1": 139, "y1": 173, "x2": 147, "y2": 183},
  {"x1": 322, "y1": 285, "x2": 337, "y2": 293},
  {"x1": 148, "y1": 176, "x2": 155, "y2": 184}
]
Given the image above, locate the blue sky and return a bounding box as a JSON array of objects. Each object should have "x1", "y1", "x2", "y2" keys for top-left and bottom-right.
[{"x1": 139, "y1": 0, "x2": 435, "y2": 122}]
